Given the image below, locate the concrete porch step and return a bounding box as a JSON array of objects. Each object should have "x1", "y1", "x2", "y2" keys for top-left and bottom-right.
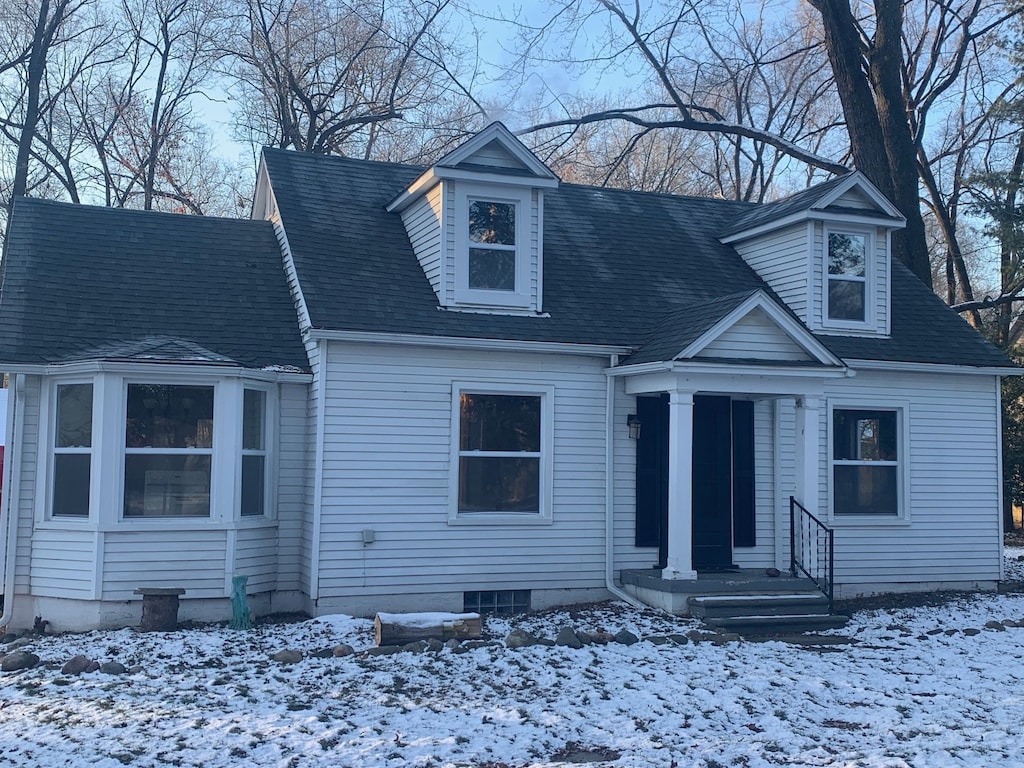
[
  {"x1": 688, "y1": 593, "x2": 829, "y2": 619},
  {"x1": 702, "y1": 613, "x2": 850, "y2": 636}
]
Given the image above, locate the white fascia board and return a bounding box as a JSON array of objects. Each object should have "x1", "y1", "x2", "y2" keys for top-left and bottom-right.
[
  {"x1": 677, "y1": 291, "x2": 845, "y2": 367},
  {"x1": 720, "y1": 208, "x2": 903, "y2": 245},
  {"x1": 623, "y1": 366, "x2": 844, "y2": 397},
  {"x1": 671, "y1": 360, "x2": 847, "y2": 378},
  {"x1": 385, "y1": 168, "x2": 440, "y2": 213},
  {"x1": 32, "y1": 360, "x2": 312, "y2": 382},
  {"x1": 815, "y1": 171, "x2": 905, "y2": 220},
  {"x1": 432, "y1": 166, "x2": 560, "y2": 188},
  {"x1": 0, "y1": 364, "x2": 46, "y2": 375},
  {"x1": 604, "y1": 361, "x2": 673, "y2": 377},
  {"x1": 807, "y1": 210, "x2": 904, "y2": 230},
  {"x1": 308, "y1": 328, "x2": 632, "y2": 357},
  {"x1": 434, "y1": 122, "x2": 559, "y2": 181},
  {"x1": 843, "y1": 358, "x2": 1023, "y2": 377}
]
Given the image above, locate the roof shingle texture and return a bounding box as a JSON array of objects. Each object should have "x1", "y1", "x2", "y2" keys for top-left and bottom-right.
[
  {"x1": 0, "y1": 199, "x2": 308, "y2": 370},
  {"x1": 263, "y1": 149, "x2": 1010, "y2": 369}
]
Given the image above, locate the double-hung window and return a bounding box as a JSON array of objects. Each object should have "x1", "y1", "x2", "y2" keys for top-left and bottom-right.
[
  {"x1": 241, "y1": 388, "x2": 268, "y2": 517},
  {"x1": 52, "y1": 383, "x2": 93, "y2": 518},
  {"x1": 454, "y1": 184, "x2": 531, "y2": 308},
  {"x1": 451, "y1": 384, "x2": 553, "y2": 522},
  {"x1": 831, "y1": 406, "x2": 904, "y2": 518},
  {"x1": 124, "y1": 384, "x2": 214, "y2": 518},
  {"x1": 826, "y1": 230, "x2": 870, "y2": 323}
]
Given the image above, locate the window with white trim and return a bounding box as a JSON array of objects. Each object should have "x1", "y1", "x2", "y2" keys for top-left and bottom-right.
[
  {"x1": 831, "y1": 407, "x2": 901, "y2": 516},
  {"x1": 124, "y1": 384, "x2": 214, "y2": 518},
  {"x1": 52, "y1": 383, "x2": 93, "y2": 518},
  {"x1": 826, "y1": 230, "x2": 869, "y2": 323},
  {"x1": 452, "y1": 385, "x2": 552, "y2": 520},
  {"x1": 241, "y1": 388, "x2": 268, "y2": 517},
  {"x1": 454, "y1": 184, "x2": 531, "y2": 308}
]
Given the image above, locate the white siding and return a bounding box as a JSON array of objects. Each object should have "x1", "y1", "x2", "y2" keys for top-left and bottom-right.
[
  {"x1": 236, "y1": 526, "x2": 278, "y2": 593},
  {"x1": 30, "y1": 529, "x2": 95, "y2": 598},
  {"x1": 733, "y1": 224, "x2": 809, "y2": 322},
  {"x1": 833, "y1": 188, "x2": 875, "y2": 209},
  {"x1": 400, "y1": 184, "x2": 444, "y2": 297},
  {"x1": 276, "y1": 382, "x2": 309, "y2": 593},
  {"x1": 462, "y1": 141, "x2": 527, "y2": 170},
  {"x1": 316, "y1": 343, "x2": 610, "y2": 598},
  {"x1": 101, "y1": 530, "x2": 229, "y2": 599},
  {"x1": 815, "y1": 370, "x2": 1001, "y2": 589},
  {"x1": 13, "y1": 376, "x2": 40, "y2": 592},
  {"x1": 696, "y1": 308, "x2": 812, "y2": 361}
]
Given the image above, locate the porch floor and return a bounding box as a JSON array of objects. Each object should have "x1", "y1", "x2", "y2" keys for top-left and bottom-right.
[{"x1": 619, "y1": 568, "x2": 824, "y2": 616}]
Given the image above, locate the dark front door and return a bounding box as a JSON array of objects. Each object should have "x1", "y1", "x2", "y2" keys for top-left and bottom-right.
[
  {"x1": 691, "y1": 396, "x2": 734, "y2": 569},
  {"x1": 634, "y1": 394, "x2": 756, "y2": 570}
]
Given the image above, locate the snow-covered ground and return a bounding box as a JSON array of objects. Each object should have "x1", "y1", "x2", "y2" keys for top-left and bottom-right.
[{"x1": 3, "y1": 575, "x2": 1024, "y2": 767}]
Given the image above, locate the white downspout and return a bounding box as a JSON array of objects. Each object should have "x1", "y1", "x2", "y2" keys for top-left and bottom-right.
[
  {"x1": 310, "y1": 341, "x2": 327, "y2": 603},
  {"x1": 605, "y1": 356, "x2": 645, "y2": 609},
  {"x1": 1, "y1": 374, "x2": 26, "y2": 628}
]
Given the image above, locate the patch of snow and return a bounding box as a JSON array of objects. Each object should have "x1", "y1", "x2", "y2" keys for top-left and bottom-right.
[
  {"x1": 375, "y1": 611, "x2": 480, "y2": 628},
  {"x1": 2, "y1": 596, "x2": 1024, "y2": 766},
  {"x1": 1004, "y1": 546, "x2": 1024, "y2": 580}
]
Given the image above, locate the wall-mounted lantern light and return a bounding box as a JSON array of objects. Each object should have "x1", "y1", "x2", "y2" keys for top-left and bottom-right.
[{"x1": 627, "y1": 413, "x2": 642, "y2": 440}]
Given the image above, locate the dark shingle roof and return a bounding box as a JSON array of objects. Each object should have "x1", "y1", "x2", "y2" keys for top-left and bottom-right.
[
  {"x1": 263, "y1": 149, "x2": 1011, "y2": 370},
  {"x1": 719, "y1": 172, "x2": 857, "y2": 238},
  {"x1": 0, "y1": 199, "x2": 308, "y2": 370}
]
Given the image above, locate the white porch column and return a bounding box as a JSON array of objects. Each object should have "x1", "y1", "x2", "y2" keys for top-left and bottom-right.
[
  {"x1": 794, "y1": 396, "x2": 822, "y2": 513},
  {"x1": 663, "y1": 389, "x2": 697, "y2": 581}
]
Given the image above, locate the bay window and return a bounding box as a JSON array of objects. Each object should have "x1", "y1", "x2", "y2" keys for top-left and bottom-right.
[{"x1": 241, "y1": 388, "x2": 267, "y2": 516}]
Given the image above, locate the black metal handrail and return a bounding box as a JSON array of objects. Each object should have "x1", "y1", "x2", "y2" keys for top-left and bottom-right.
[{"x1": 789, "y1": 495, "x2": 835, "y2": 611}]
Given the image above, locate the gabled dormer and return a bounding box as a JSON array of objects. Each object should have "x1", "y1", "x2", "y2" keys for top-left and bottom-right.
[
  {"x1": 387, "y1": 123, "x2": 559, "y2": 314},
  {"x1": 720, "y1": 172, "x2": 906, "y2": 337}
]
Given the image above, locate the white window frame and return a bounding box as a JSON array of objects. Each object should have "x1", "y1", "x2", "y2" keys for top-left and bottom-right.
[
  {"x1": 827, "y1": 399, "x2": 910, "y2": 526},
  {"x1": 448, "y1": 381, "x2": 554, "y2": 525},
  {"x1": 44, "y1": 379, "x2": 95, "y2": 522},
  {"x1": 453, "y1": 183, "x2": 532, "y2": 309},
  {"x1": 822, "y1": 225, "x2": 875, "y2": 330},
  {"x1": 238, "y1": 383, "x2": 276, "y2": 519}
]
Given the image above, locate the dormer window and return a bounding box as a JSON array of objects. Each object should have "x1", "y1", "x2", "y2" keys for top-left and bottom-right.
[
  {"x1": 468, "y1": 199, "x2": 516, "y2": 291},
  {"x1": 825, "y1": 228, "x2": 872, "y2": 325},
  {"x1": 455, "y1": 183, "x2": 531, "y2": 308}
]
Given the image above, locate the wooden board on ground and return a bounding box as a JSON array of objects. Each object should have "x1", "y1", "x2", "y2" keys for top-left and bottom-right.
[{"x1": 374, "y1": 611, "x2": 482, "y2": 646}]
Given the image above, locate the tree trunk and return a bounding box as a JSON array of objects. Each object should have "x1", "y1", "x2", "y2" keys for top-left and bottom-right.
[{"x1": 9, "y1": 0, "x2": 52, "y2": 217}]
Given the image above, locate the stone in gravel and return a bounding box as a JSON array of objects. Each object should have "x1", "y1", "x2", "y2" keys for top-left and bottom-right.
[
  {"x1": 506, "y1": 629, "x2": 541, "y2": 649},
  {"x1": 916, "y1": 634, "x2": 930, "y2": 641},
  {"x1": 425, "y1": 638, "x2": 444, "y2": 653},
  {"x1": 1003, "y1": 619, "x2": 1020, "y2": 628},
  {"x1": 86, "y1": 661, "x2": 100, "y2": 673},
  {"x1": 668, "y1": 634, "x2": 689, "y2": 646},
  {"x1": 271, "y1": 649, "x2": 304, "y2": 664},
  {"x1": 443, "y1": 639, "x2": 460, "y2": 650},
  {"x1": 100, "y1": 661, "x2": 126, "y2": 675},
  {"x1": 984, "y1": 621, "x2": 1006, "y2": 631},
  {"x1": 589, "y1": 631, "x2": 613, "y2": 645},
  {"x1": 555, "y1": 626, "x2": 582, "y2": 649},
  {"x1": 366, "y1": 645, "x2": 402, "y2": 657},
  {"x1": 61, "y1": 655, "x2": 92, "y2": 675},
  {"x1": 401, "y1": 641, "x2": 427, "y2": 654},
  {"x1": 1, "y1": 651, "x2": 39, "y2": 672},
  {"x1": 128, "y1": 666, "x2": 144, "y2": 675},
  {"x1": 537, "y1": 638, "x2": 556, "y2": 647},
  {"x1": 645, "y1": 635, "x2": 670, "y2": 645},
  {"x1": 310, "y1": 648, "x2": 334, "y2": 659},
  {"x1": 963, "y1": 628, "x2": 981, "y2": 636},
  {"x1": 575, "y1": 631, "x2": 593, "y2": 646},
  {"x1": 463, "y1": 640, "x2": 497, "y2": 650},
  {"x1": 926, "y1": 628, "x2": 944, "y2": 635},
  {"x1": 333, "y1": 644, "x2": 355, "y2": 657},
  {"x1": 1, "y1": 631, "x2": 24, "y2": 644},
  {"x1": 8, "y1": 637, "x2": 34, "y2": 650},
  {"x1": 944, "y1": 629, "x2": 958, "y2": 636},
  {"x1": 613, "y1": 629, "x2": 639, "y2": 646}
]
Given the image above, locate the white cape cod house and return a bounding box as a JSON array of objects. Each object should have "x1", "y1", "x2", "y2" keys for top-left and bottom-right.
[{"x1": 0, "y1": 123, "x2": 1016, "y2": 631}]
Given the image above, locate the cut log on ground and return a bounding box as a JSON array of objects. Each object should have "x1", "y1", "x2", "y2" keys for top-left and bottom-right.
[{"x1": 374, "y1": 611, "x2": 482, "y2": 646}]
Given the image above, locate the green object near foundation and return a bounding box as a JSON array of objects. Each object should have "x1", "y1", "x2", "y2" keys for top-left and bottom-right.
[{"x1": 230, "y1": 575, "x2": 252, "y2": 630}]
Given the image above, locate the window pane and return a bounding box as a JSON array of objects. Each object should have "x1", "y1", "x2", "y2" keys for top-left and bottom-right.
[
  {"x1": 828, "y1": 279, "x2": 865, "y2": 321},
  {"x1": 468, "y1": 248, "x2": 516, "y2": 291},
  {"x1": 460, "y1": 394, "x2": 541, "y2": 452},
  {"x1": 124, "y1": 454, "x2": 211, "y2": 517},
  {"x1": 126, "y1": 385, "x2": 214, "y2": 448},
  {"x1": 469, "y1": 200, "x2": 515, "y2": 245},
  {"x1": 459, "y1": 456, "x2": 539, "y2": 512},
  {"x1": 53, "y1": 454, "x2": 90, "y2": 517},
  {"x1": 833, "y1": 409, "x2": 897, "y2": 461},
  {"x1": 828, "y1": 233, "x2": 866, "y2": 276},
  {"x1": 834, "y1": 465, "x2": 898, "y2": 515},
  {"x1": 56, "y1": 384, "x2": 93, "y2": 448},
  {"x1": 243, "y1": 389, "x2": 265, "y2": 450},
  {"x1": 241, "y1": 455, "x2": 265, "y2": 517}
]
